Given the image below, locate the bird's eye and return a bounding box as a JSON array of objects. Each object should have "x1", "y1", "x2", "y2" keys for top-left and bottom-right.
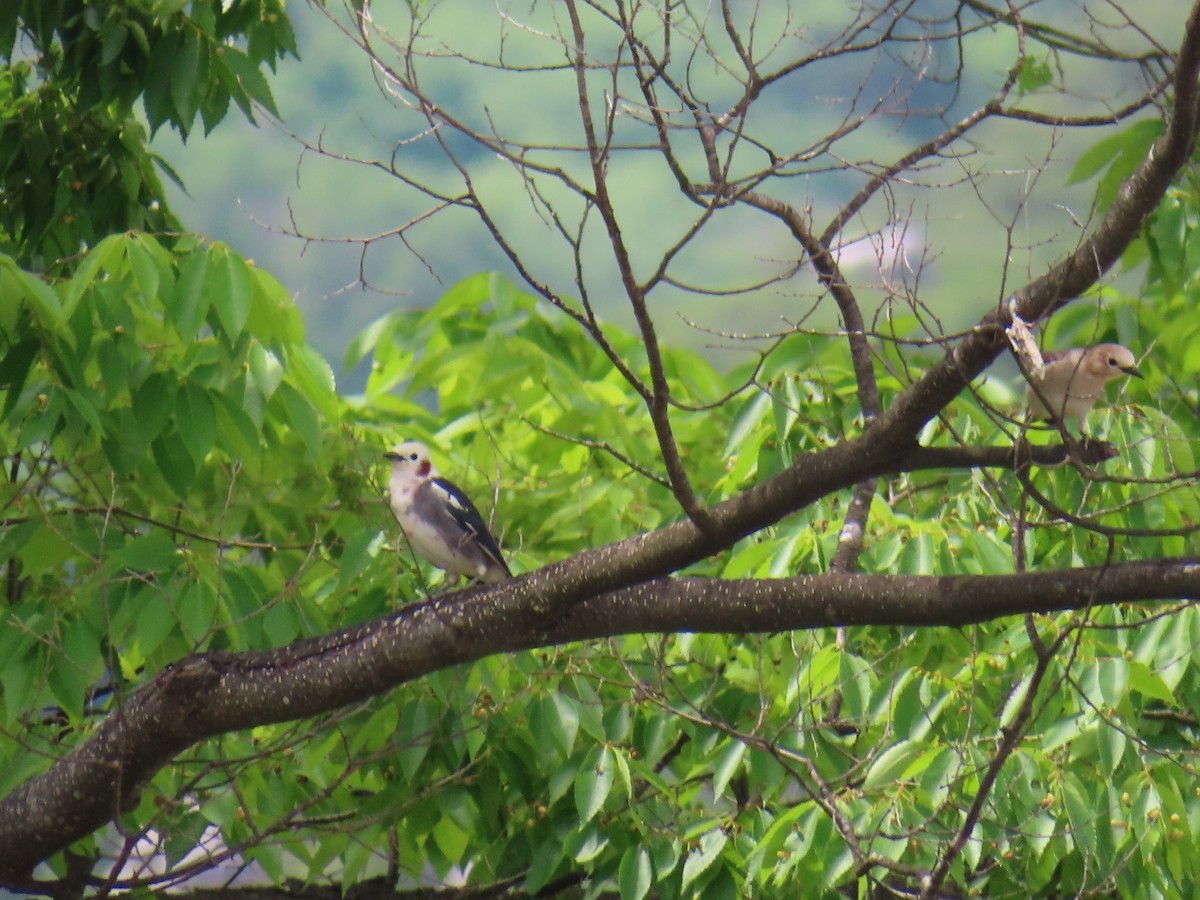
[
  {"x1": 1108, "y1": 357, "x2": 1119, "y2": 367},
  {"x1": 409, "y1": 453, "x2": 419, "y2": 461}
]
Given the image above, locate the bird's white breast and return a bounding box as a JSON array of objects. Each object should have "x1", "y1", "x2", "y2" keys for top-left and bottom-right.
[{"x1": 388, "y1": 470, "x2": 490, "y2": 579}]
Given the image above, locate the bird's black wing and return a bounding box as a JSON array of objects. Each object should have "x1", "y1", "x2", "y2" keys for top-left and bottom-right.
[{"x1": 430, "y1": 477, "x2": 512, "y2": 576}]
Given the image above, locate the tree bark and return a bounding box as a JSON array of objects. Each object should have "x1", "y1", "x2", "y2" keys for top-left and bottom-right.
[{"x1": 1, "y1": 556, "x2": 1198, "y2": 881}]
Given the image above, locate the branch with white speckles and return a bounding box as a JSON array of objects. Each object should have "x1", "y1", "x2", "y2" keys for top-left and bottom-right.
[{"x1": 1, "y1": 555, "x2": 1198, "y2": 882}]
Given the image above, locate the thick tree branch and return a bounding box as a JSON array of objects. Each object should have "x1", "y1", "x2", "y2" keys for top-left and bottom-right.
[
  {"x1": 0, "y1": 424, "x2": 1162, "y2": 886},
  {"x1": 2, "y1": 556, "x2": 1197, "y2": 881}
]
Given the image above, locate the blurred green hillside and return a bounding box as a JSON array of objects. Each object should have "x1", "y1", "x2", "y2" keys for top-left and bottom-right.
[{"x1": 154, "y1": 2, "x2": 1175, "y2": 392}]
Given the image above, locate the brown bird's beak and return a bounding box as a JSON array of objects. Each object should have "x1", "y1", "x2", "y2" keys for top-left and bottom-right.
[{"x1": 1122, "y1": 364, "x2": 1144, "y2": 379}]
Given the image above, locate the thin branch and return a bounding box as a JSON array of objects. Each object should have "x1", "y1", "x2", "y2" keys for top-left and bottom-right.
[
  {"x1": 921, "y1": 623, "x2": 1068, "y2": 898},
  {"x1": 564, "y1": 0, "x2": 714, "y2": 533}
]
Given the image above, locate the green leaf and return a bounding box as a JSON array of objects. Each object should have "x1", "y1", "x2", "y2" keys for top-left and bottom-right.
[
  {"x1": 12, "y1": 523, "x2": 74, "y2": 579},
  {"x1": 125, "y1": 233, "x2": 162, "y2": 304},
  {"x1": 745, "y1": 802, "x2": 815, "y2": 884},
  {"x1": 174, "y1": 578, "x2": 218, "y2": 648},
  {"x1": 211, "y1": 388, "x2": 261, "y2": 457},
  {"x1": 102, "y1": 410, "x2": 145, "y2": 475},
  {"x1": 199, "y1": 79, "x2": 233, "y2": 133},
  {"x1": 681, "y1": 827, "x2": 728, "y2": 890},
  {"x1": 276, "y1": 381, "x2": 322, "y2": 459},
  {"x1": 198, "y1": 787, "x2": 242, "y2": 839},
  {"x1": 206, "y1": 247, "x2": 252, "y2": 339},
  {"x1": 564, "y1": 821, "x2": 608, "y2": 864},
  {"x1": 1068, "y1": 118, "x2": 1164, "y2": 210},
  {"x1": 262, "y1": 601, "x2": 299, "y2": 646},
  {"x1": 99, "y1": 22, "x2": 128, "y2": 65},
  {"x1": 352, "y1": 703, "x2": 400, "y2": 756},
  {"x1": 133, "y1": 372, "x2": 176, "y2": 444},
  {"x1": 964, "y1": 530, "x2": 1014, "y2": 574},
  {"x1": 111, "y1": 531, "x2": 179, "y2": 575},
  {"x1": 176, "y1": 384, "x2": 216, "y2": 464},
  {"x1": 1062, "y1": 775, "x2": 1097, "y2": 857},
  {"x1": 722, "y1": 537, "x2": 775, "y2": 579},
  {"x1": 343, "y1": 310, "x2": 400, "y2": 372},
  {"x1": 1155, "y1": 609, "x2": 1196, "y2": 692},
  {"x1": 337, "y1": 529, "x2": 386, "y2": 592},
  {"x1": 172, "y1": 251, "x2": 211, "y2": 341},
  {"x1": 62, "y1": 233, "x2": 128, "y2": 319},
  {"x1": 135, "y1": 588, "x2": 180, "y2": 657},
  {"x1": 0, "y1": 257, "x2": 67, "y2": 334},
  {"x1": 1128, "y1": 661, "x2": 1175, "y2": 704},
  {"x1": 724, "y1": 391, "x2": 771, "y2": 456},
  {"x1": 771, "y1": 387, "x2": 797, "y2": 445},
  {"x1": 1097, "y1": 722, "x2": 1126, "y2": 776},
  {"x1": 575, "y1": 745, "x2": 614, "y2": 824},
  {"x1": 49, "y1": 618, "x2": 104, "y2": 720},
  {"x1": 143, "y1": 32, "x2": 178, "y2": 133},
  {"x1": 247, "y1": 269, "x2": 303, "y2": 346},
  {"x1": 215, "y1": 45, "x2": 279, "y2": 118},
  {"x1": 534, "y1": 692, "x2": 580, "y2": 758},
  {"x1": 1016, "y1": 55, "x2": 1053, "y2": 95},
  {"x1": 248, "y1": 342, "x2": 284, "y2": 400},
  {"x1": 863, "y1": 740, "x2": 927, "y2": 791},
  {"x1": 1, "y1": 647, "x2": 41, "y2": 726},
  {"x1": 559, "y1": 443, "x2": 588, "y2": 474},
  {"x1": 61, "y1": 386, "x2": 102, "y2": 432},
  {"x1": 618, "y1": 845, "x2": 652, "y2": 900},
  {"x1": 171, "y1": 33, "x2": 203, "y2": 129},
  {"x1": 1069, "y1": 118, "x2": 1162, "y2": 186},
  {"x1": 800, "y1": 645, "x2": 841, "y2": 698},
  {"x1": 431, "y1": 814, "x2": 469, "y2": 865},
  {"x1": 96, "y1": 338, "x2": 130, "y2": 404},
  {"x1": 288, "y1": 345, "x2": 339, "y2": 422},
  {"x1": 419, "y1": 273, "x2": 491, "y2": 327},
  {"x1": 0, "y1": 519, "x2": 38, "y2": 564},
  {"x1": 711, "y1": 740, "x2": 746, "y2": 799},
  {"x1": 152, "y1": 430, "x2": 198, "y2": 497},
  {"x1": 998, "y1": 673, "x2": 1033, "y2": 730},
  {"x1": 0, "y1": 338, "x2": 40, "y2": 419},
  {"x1": 526, "y1": 836, "x2": 566, "y2": 894},
  {"x1": 916, "y1": 746, "x2": 959, "y2": 811},
  {"x1": 395, "y1": 699, "x2": 433, "y2": 782}
]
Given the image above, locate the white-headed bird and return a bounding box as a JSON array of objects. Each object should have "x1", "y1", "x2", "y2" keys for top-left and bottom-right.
[
  {"x1": 1025, "y1": 343, "x2": 1143, "y2": 427},
  {"x1": 385, "y1": 441, "x2": 512, "y2": 584}
]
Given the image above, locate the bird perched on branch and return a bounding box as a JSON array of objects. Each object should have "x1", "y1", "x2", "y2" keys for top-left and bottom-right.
[
  {"x1": 1025, "y1": 343, "x2": 1143, "y2": 428},
  {"x1": 385, "y1": 441, "x2": 512, "y2": 584}
]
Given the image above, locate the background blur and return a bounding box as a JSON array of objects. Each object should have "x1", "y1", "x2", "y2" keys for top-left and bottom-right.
[{"x1": 153, "y1": 3, "x2": 1173, "y2": 392}]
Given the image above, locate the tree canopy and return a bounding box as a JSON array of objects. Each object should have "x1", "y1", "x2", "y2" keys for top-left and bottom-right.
[{"x1": 1, "y1": 1, "x2": 1199, "y2": 898}]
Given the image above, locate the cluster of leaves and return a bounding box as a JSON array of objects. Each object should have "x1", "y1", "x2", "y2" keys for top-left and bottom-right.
[
  {"x1": 4, "y1": 232, "x2": 1195, "y2": 896},
  {"x1": 0, "y1": 0, "x2": 1198, "y2": 890},
  {"x1": 0, "y1": 232, "x2": 355, "y2": 725},
  {"x1": 309, "y1": 286, "x2": 1195, "y2": 898},
  {"x1": 0, "y1": 0, "x2": 293, "y2": 268}
]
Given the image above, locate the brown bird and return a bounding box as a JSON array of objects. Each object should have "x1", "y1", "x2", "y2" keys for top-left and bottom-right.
[{"x1": 1025, "y1": 343, "x2": 1143, "y2": 426}]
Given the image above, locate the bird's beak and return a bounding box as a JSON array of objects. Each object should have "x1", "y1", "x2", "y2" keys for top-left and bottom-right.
[
  {"x1": 384, "y1": 451, "x2": 400, "y2": 461},
  {"x1": 1122, "y1": 364, "x2": 1144, "y2": 379}
]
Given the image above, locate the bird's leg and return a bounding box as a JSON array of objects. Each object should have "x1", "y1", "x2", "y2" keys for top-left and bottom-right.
[{"x1": 1060, "y1": 427, "x2": 1121, "y2": 468}]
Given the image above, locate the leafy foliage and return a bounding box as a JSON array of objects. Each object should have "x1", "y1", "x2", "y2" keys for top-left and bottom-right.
[
  {"x1": 3, "y1": 245, "x2": 1198, "y2": 895},
  {"x1": 1, "y1": 1, "x2": 1199, "y2": 898},
  {"x1": 0, "y1": 0, "x2": 294, "y2": 268}
]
